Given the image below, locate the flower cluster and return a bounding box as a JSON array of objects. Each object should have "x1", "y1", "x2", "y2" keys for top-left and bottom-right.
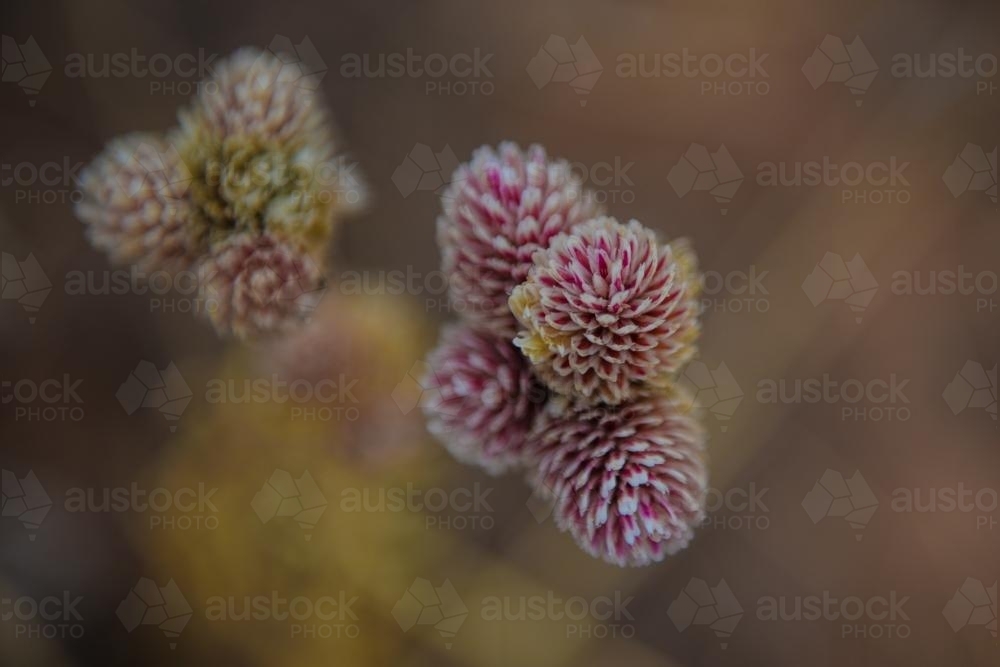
[
  {"x1": 75, "y1": 48, "x2": 363, "y2": 338},
  {"x1": 423, "y1": 142, "x2": 708, "y2": 567}
]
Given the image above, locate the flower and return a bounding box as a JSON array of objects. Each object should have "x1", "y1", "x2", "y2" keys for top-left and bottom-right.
[
  {"x1": 198, "y1": 232, "x2": 324, "y2": 339},
  {"x1": 528, "y1": 392, "x2": 708, "y2": 567},
  {"x1": 437, "y1": 142, "x2": 602, "y2": 336},
  {"x1": 175, "y1": 48, "x2": 363, "y2": 250},
  {"x1": 262, "y1": 292, "x2": 432, "y2": 468},
  {"x1": 143, "y1": 394, "x2": 432, "y2": 666},
  {"x1": 75, "y1": 47, "x2": 365, "y2": 339},
  {"x1": 75, "y1": 134, "x2": 204, "y2": 273},
  {"x1": 422, "y1": 326, "x2": 547, "y2": 475},
  {"x1": 510, "y1": 217, "x2": 700, "y2": 406}
]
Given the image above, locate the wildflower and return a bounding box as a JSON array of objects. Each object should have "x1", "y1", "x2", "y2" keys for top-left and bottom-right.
[
  {"x1": 175, "y1": 47, "x2": 362, "y2": 251},
  {"x1": 527, "y1": 391, "x2": 708, "y2": 567},
  {"x1": 437, "y1": 142, "x2": 602, "y2": 336},
  {"x1": 510, "y1": 217, "x2": 700, "y2": 405},
  {"x1": 422, "y1": 326, "x2": 546, "y2": 475},
  {"x1": 199, "y1": 232, "x2": 324, "y2": 339},
  {"x1": 76, "y1": 134, "x2": 204, "y2": 272},
  {"x1": 76, "y1": 47, "x2": 364, "y2": 338}
]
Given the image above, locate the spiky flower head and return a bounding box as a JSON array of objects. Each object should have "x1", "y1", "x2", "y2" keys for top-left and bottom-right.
[
  {"x1": 199, "y1": 232, "x2": 324, "y2": 339},
  {"x1": 175, "y1": 47, "x2": 363, "y2": 251},
  {"x1": 76, "y1": 133, "x2": 205, "y2": 273},
  {"x1": 437, "y1": 142, "x2": 603, "y2": 336},
  {"x1": 528, "y1": 392, "x2": 707, "y2": 567},
  {"x1": 422, "y1": 326, "x2": 547, "y2": 475},
  {"x1": 510, "y1": 217, "x2": 700, "y2": 406}
]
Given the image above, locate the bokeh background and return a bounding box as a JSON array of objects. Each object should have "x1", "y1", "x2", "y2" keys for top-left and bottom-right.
[{"x1": 1, "y1": 0, "x2": 997, "y2": 665}]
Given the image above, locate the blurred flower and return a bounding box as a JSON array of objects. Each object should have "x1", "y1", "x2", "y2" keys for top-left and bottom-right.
[
  {"x1": 75, "y1": 47, "x2": 363, "y2": 339},
  {"x1": 199, "y1": 232, "x2": 324, "y2": 339},
  {"x1": 437, "y1": 142, "x2": 602, "y2": 336},
  {"x1": 422, "y1": 326, "x2": 547, "y2": 475},
  {"x1": 175, "y1": 48, "x2": 363, "y2": 251},
  {"x1": 76, "y1": 133, "x2": 205, "y2": 272},
  {"x1": 528, "y1": 391, "x2": 708, "y2": 567},
  {"x1": 183, "y1": 47, "x2": 331, "y2": 149},
  {"x1": 510, "y1": 217, "x2": 700, "y2": 406},
  {"x1": 141, "y1": 400, "x2": 428, "y2": 666},
  {"x1": 262, "y1": 292, "x2": 432, "y2": 467}
]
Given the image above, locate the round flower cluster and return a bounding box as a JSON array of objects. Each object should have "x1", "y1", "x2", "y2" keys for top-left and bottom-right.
[
  {"x1": 423, "y1": 143, "x2": 708, "y2": 567},
  {"x1": 75, "y1": 48, "x2": 364, "y2": 338}
]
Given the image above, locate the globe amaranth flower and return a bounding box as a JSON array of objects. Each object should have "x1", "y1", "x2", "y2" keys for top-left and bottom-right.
[
  {"x1": 76, "y1": 134, "x2": 206, "y2": 273},
  {"x1": 437, "y1": 142, "x2": 603, "y2": 336},
  {"x1": 527, "y1": 391, "x2": 707, "y2": 567},
  {"x1": 422, "y1": 325, "x2": 547, "y2": 475},
  {"x1": 175, "y1": 47, "x2": 364, "y2": 251},
  {"x1": 199, "y1": 232, "x2": 324, "y2": 339},
  {"x1": 510, "y1": 217, "x2": 701, "y2": 406}
]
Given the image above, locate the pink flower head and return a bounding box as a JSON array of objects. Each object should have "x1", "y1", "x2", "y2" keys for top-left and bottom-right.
[
  {"x1": 76, "y1": 134, "x2": 204, "y2": 273},
  {"x1": 181, "y1": 47, "x2": 331, "y2": 150},
  {"x1": 198, "y1": 232, "x2": 324, "y2": 339},
  {"x1": 510, "y1": 217, "x2": 700, "y2": 406},
  {"x1": 175, "y1": 48, "x2": 361, "y2": 249},
  {"x1": 437, "y1": 143, "x2": 603, "y2": 336},
  {"x1": 528, "y1": 392, "x2": 708, "y2": 567},
  {"x1": 422, "y1": 326, "x2": 547, "y2": 475}
]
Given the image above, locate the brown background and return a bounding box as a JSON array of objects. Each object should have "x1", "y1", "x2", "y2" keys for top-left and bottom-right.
[{"x1": 0, "y1": 0, "x2": 997, "y2": 665}]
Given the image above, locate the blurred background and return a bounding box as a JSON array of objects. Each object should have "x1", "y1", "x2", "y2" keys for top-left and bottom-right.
[{"x1": 0, "y1": 0, "x2": 997, "y2": 665}]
